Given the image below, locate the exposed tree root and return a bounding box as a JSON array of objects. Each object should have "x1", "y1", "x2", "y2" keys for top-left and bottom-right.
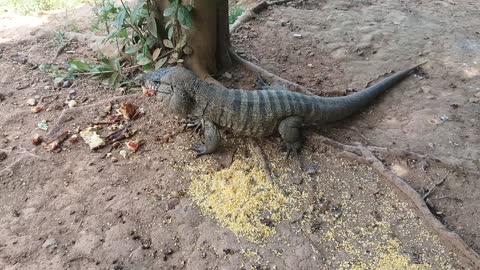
[
  {"x1": 310, "y1": 134, "x2": 480, "y2": 268},
  {"x1": 230, "y1": 0, "x2": 294, "y2": 33},
  {"x1": 364, "y1": 144, "x2": 479, "y2": 176},
  {"x1": 46, "y1": 94, "x2": 138, "y2": 141},
  {"x1": 229, "y1": 48, "x2": 316, "y2": 96}
]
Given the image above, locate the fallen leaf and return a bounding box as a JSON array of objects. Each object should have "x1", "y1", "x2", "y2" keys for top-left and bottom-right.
[{"x1": 118, "y1": 103, "x2": 138, "y2": 120}]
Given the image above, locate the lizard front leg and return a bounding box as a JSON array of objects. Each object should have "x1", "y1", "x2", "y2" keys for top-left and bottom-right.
[
  {"x1": 190, "y1": 120, "x2": 220, "y2": 157},
  {"x1": 185, "y1": 117, "x2": 203, "y2": 134},
  {"x1": 278, "y1": 116, "x2": 304, "y2": 158}
]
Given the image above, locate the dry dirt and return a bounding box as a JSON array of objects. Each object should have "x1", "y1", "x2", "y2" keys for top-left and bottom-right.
[{"x1": 1, "y1": 0, "x2": 479, "y2": 269}]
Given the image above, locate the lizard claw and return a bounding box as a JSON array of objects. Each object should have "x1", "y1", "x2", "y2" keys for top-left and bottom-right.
[
  {"x1": 284, "y1": 142, "x2": 302, "y2": 160},
  {"x1": 185, "y1": 118, "x2": 204, "y2": 134},
  {"x1": 190, "y1": 143, "x2": 208, "y2": 158}
]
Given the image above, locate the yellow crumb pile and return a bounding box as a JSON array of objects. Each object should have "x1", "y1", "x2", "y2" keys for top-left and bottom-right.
[
  {"x1": 372, "y1": 240, "x2": 431, "y2": 270},
  {"x1": 189, "y1": 157, "x2": 292, "y2": 243}
]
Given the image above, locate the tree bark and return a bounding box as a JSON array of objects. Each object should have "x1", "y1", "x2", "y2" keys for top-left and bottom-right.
[{"x1": 183, "y1": 0, "x2": 232, "y2": 79}]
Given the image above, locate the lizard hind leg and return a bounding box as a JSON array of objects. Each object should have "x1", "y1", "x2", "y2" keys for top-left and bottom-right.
[
  {"x1": 190, "y1": 120, "x2": 221, "y2": 157},
  {"x1": 278, "y1": 116, "x2": 304, "y2": 158}
]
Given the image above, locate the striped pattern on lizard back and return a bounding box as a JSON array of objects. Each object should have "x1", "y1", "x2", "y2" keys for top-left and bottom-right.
[{"x1": 202, "y1": 89, "x2": 318, "y2": 137}]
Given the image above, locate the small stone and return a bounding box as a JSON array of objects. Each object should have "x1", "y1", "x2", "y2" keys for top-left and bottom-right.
[
  {"x1": 439, "y1": 115, "x2": 449, "y2": 122},
  {"x1": 69, "y1": 135, "x2": 79, "y2": 144},
  {"x1": 68, "y1": 89, "x2": 76, "y2": 99},
  {"x1": 26, "y1": 98, "x2": 37, "y2": 106},
  {"x1": 307, "y1": 63, "x2": 314, "y2": 68},
  {"x1": 223, "y1": 72, "x2": 232, "y2": 79},
  {"x1": 32, "y1": 134, "x2": 43, "y2": 145},
  {"x1": 306, "y1": 164, "x2": 317, "y2": 174},
  {"x1": 62, "y1": 80, "x2": 72, "y2": 88},
  {"x1": 119, "y1": 150, "x2": 128, "y2": 159},
  {"x1": 31, "y1": 106, "x2": 43, "y2": 114},
  {"x1": 68, "y1": 100, "x2": 78, "y2": 108},
  {"x1": 293, "y1": 33, "x2": 303, "y2": 38},
  {"x1": 0, "y1": 150, "x2": 7, "y2": 162},
  {"x1": 111, "y1": 156, "x2": 118, "y2": 163}
]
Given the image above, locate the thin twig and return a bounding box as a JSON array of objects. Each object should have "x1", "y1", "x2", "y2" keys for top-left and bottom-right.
[{"x1": 422, "y1": 173, "x2": 449, "y2": 201}]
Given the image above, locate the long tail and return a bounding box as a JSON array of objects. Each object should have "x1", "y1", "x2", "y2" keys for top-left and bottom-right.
[{"x1": 311, "y1": 62, "x2": 426, "y2": 123}]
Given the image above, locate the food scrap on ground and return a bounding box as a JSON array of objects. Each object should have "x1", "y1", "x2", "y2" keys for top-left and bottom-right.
[{"x1": 80, "y1": 127, "x2": 106, "y2": 150}]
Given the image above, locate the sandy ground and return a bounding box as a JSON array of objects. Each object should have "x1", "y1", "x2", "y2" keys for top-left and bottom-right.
[{"x1": 0, "y1": 0, "x2": 479, "y2": 269}]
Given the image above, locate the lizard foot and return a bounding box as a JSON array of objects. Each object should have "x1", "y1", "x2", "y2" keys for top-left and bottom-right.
[
  {"x1": 285, "y1": 142, "x2": 302, "y2": 159},
  {"x1": 190, "y1": 143, "x2": 211, "y2": 158},
  {"x1": 185, "y1": 118, "x2": 204, "y2": 134}
]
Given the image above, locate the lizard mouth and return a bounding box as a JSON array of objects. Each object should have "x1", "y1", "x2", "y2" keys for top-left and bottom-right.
[{"x1": 142, "y1": 85, "x2": 157, "y2": 97}]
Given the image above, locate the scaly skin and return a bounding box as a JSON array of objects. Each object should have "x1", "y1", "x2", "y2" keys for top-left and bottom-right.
[{"x1": 142, "y1": 64, "x2": 423, "y2": 156}]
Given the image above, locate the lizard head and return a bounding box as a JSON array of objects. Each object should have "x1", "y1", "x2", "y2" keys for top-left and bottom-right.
[{"x1": 142, "y1": 67, "x2": 196, "y2": 117}]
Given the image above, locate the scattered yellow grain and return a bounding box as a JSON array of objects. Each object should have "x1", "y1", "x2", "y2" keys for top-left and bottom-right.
[{"x1": 189, "y1": 156, "x2": 292, "y2": 243}]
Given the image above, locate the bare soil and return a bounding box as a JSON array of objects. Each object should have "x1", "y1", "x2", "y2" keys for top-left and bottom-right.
[{"x1": 1, "y1": 0, "x2": 479, "y2": 269}]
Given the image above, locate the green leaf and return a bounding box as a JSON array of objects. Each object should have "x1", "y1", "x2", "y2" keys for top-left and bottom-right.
[
  {"x1": 147, "y1": 13, "x2": 158, "y2": 38},
  {"x1": 178, "y1": 6, "x2": 192, "y2": 29},
  {"x1": 115, "y1": 29, "x2": 128, "y2": 39},
  {"x1": 185, "y1": 4, "x2": 193, "y2": 11},
  {"x1": 163, "y1": 7, "x2": 176, "y2": 17},
  {"x1": 114, "y1": 58, "x2": 121, "y2": 72},
  {"x1": 125, "y1": 45, "x2": 140, "y2": 54},
  {"x1": 163, "y1": 39, "x2": 174, "y2": 49},
  {"x1": 167, "y1": 25, "x2": 174, "y2": 39},
  {"x1": 155, "y1": 57, "x2": 168, "y2": 69},
  {"x1": 145, "y1": 36, "x2": 157, "y2": 48},
  {"x1": 109, "y1": 72, "x2": 120, "y2": 89},
  {"x1": 137, "y1": 54, "x2": 152, "y2": 66},
  {"x1": 130, "y1": 1, "x2": 145, "y2": 24},
  {"x1": 69, "y1": 60, "x2": 91, "y2": 72},
  {"x1": 38, "y1": 64, "x2": 52, "y2": 72},
  {"x1": 114, "y1": 9, "x2": 127, "y2": 27},
  {"x1": 138, "y1": 57, "x2": 152, "y2": 66}
]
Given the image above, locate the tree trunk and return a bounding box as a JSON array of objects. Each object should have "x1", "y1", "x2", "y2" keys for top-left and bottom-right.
[{"x1": 183, "y1": 0, "x2": 232, "y2": 79}]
